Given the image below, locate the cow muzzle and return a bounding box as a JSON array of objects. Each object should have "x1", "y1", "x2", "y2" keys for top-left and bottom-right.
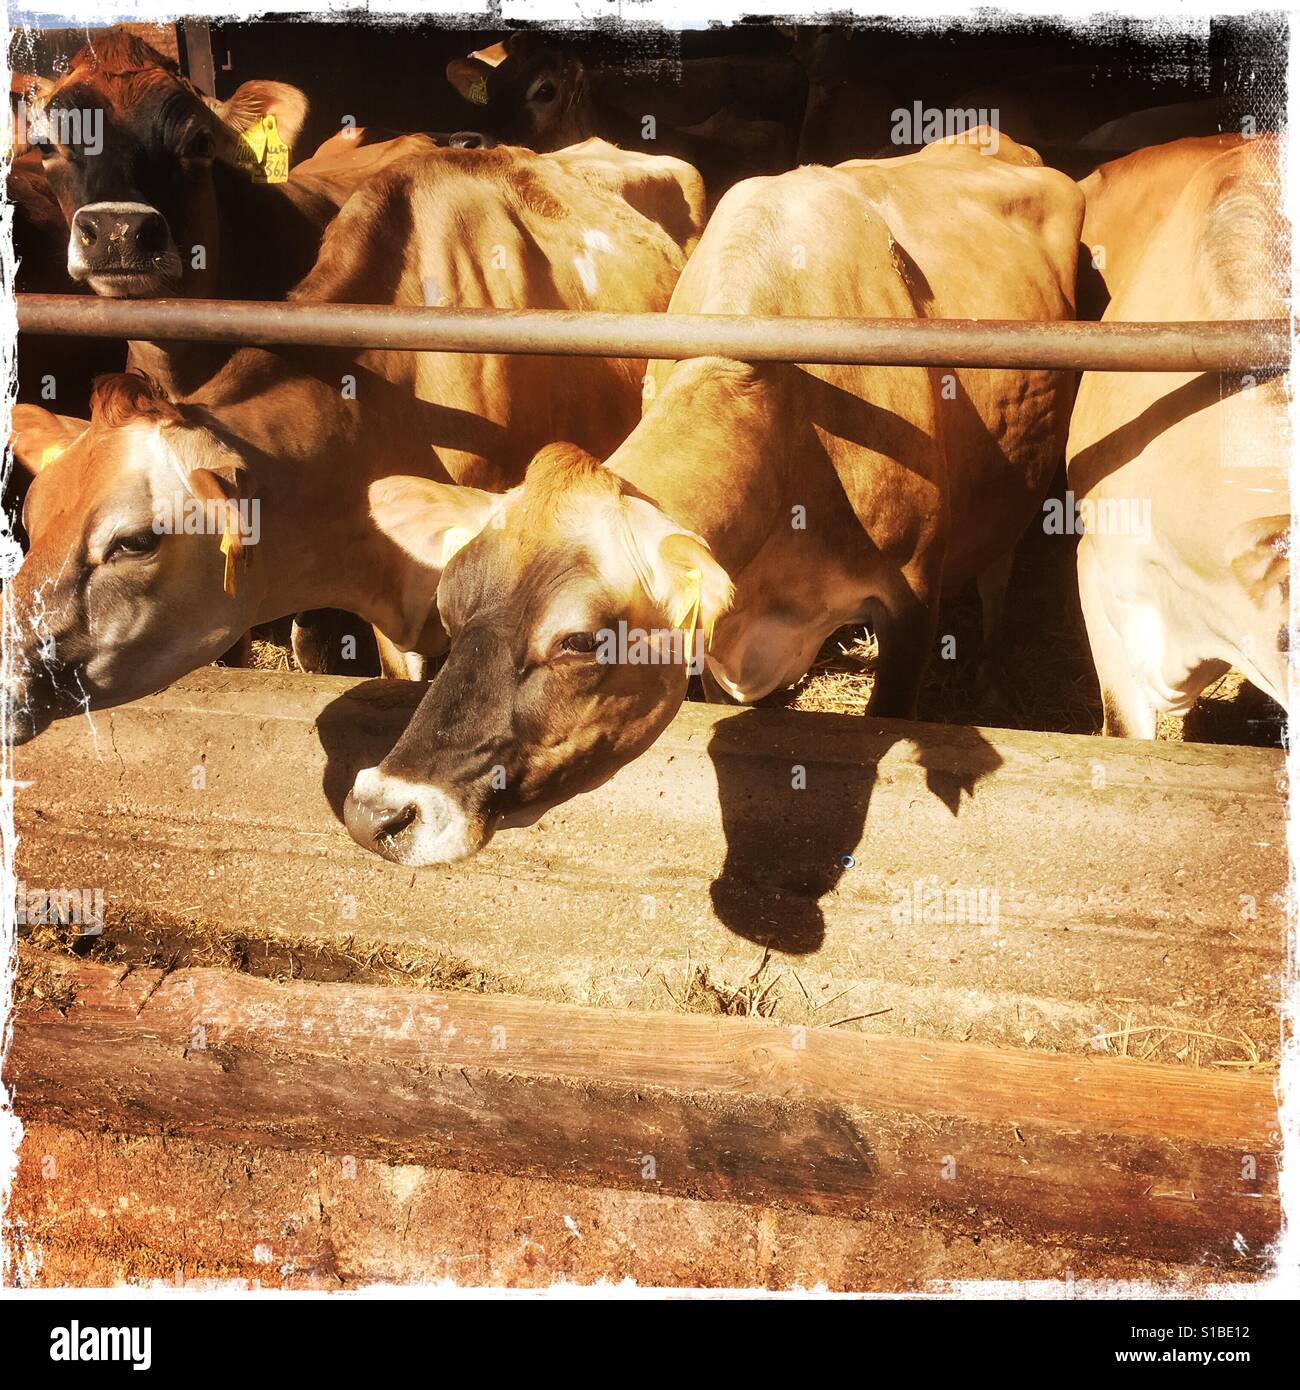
[
  {"x1": 448, "y1": 130, "x2": 499, "y2": 150},
  {"x1": 343, "y1": 765, "x2": 488, "y2": 865},
  {"x1": 68, "y1": 201, "x2": 179, "y2": 293},
  {"x1": 0, "y1": 658, "x2": 67, "y2": 745}
]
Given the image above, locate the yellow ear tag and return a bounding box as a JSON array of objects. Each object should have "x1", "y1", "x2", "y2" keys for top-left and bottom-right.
[
  {"x1": 219, "y1": 521, "x2": 238, "y2": 597},
  {"x1": 38, "y1": 442, "x2": 66, "y2": 472},
  {"x1": 440, "y1": 525, "x2": 476, "y2": 569},
  {"x1": 468, "y1": 77, "x2": 489, "y2": 106},
  {"x1": 238, "y1": 113, "x2": 290, "y2": 184},
  {"x1": 670, "y1": 567, "x2": 702, "y2": 639}
]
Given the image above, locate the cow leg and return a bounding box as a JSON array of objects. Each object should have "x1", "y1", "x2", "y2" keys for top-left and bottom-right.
[
  {"x1": 865, "y1": 589, "x2": 936, "y2": 719},
  {"x1": 292, "y1": 610, "x2": 339, "y2": 673},
  {"x1": 1076, "y1": 542, "x2": 1157, "y2": 739},
  {"x1": 374, "y1": 629, "x2": 427, "y2": 682},
  {"x1": 292, "y1": 609, "x2": 381, "y2": 675},
  {"x1": 974, "y1": 549, "x2": 1016, "y2": 701}
]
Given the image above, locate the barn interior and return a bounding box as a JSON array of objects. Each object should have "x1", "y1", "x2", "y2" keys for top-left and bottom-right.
[
  {"x1": 6, "y1": 13, "x2": 1287, "y2": 743},
  {"x1": 3, "y1": 12, "x2": 1291, "y2": 1296}
]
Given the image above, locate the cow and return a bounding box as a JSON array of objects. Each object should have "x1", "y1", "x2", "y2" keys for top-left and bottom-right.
[
  {"x1": 2, "y1": 140, "x2": 705, "y2": 741},
  {"x1": 444, "y1": 30, "x2": 806, "y2": 201},
  {"x1": 1065, "y1": 134, "x2": 1289, "y2": 737},
  {"x1": 339, "y1": 131, "x2": 1085, "y2": 865},
  {"x1": 21, "y1": 30, "x2": 502, "y2": 672},
  {"x1": 28, "y1": 27, "x2": 337, "y2": 396}
]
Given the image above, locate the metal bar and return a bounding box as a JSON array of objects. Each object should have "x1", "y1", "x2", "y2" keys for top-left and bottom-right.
[
  {"x1": 15, "y1": 293, "x2": 1290, "y2": 373},
  {"x1": 180, "y1": 20, "x2": 217, "y2": 99}
]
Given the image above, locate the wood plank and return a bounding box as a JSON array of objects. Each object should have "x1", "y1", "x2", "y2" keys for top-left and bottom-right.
[
  {"x1": 10, "y1": 948, "x2": 1279, "y2": 1270},
  {"x1": 11, "y1": 1121, "x2": 1249, "y2": 1292}
]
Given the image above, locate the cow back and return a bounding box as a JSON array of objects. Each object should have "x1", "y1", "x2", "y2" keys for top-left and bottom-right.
[
  {"x1": 293, "y1": 141, "x2": 705, "y2": 489},
  {"x1": 654, "y1": 133, "x2": 1084, "y2": 586}
]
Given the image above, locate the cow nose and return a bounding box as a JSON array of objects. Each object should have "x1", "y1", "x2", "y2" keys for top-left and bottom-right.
[
  {"x1": 72, "y1": 204, "x2": 168, "y2": 261},
  {"x1": 343, "y1": 785, "x2": 419, "y2": 860},
  {"x1": 1, "y1": 673, "x2": 46, "y2": 745},
  {"x1": 450, "y1": 129, "x2": 495, "y2": 150}
]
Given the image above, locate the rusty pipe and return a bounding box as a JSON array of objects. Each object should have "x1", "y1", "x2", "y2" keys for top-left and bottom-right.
[{"x1": 15, "y1": 292, "x2": 1291, "y2": 373}]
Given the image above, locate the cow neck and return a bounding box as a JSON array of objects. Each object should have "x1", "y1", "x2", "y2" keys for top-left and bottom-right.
[
  {"x1": 607, "y1": 360, "x2": 785, "y2": 580},
  {"x1": 129, "y1": 163, "x2": 333, "y2": 397},
  {"x1": 186, "y1": 347, "x2": 447, "y2": 639}
]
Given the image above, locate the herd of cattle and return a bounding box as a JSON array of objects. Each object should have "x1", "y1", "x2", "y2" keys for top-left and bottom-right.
[{"x1": 2, "y1": 27, "x2": 1290, "y2": 868}]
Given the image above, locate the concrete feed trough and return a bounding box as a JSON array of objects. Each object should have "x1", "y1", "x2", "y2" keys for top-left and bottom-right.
[{"x1": 6, "y1": 669, "x2": 1285, "y2": 1288}]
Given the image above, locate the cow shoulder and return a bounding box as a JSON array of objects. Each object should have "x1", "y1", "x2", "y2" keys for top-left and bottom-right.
[{"x1": 551, "y1": 139, "x2": 707, "y2": 254}]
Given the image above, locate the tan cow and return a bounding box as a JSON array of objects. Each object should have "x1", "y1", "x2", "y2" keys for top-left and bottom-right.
[
  {"x1": 1067, "y1": 134, "x2": 1290, "y2": 737},
  {"x1": 3, "y1": 141, "x2": 704, "y2": 741},
  {"x1": 341, "y1": 132, "x2": 1085, "y2": 864}
]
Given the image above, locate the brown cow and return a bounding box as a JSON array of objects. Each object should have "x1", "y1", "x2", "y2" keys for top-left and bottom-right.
[
  {"x1": 30, "y1": 28, "x2": 332, "y2": 395},
  {"x1": 3, "y1": 141, "x2": 704, "y2": 740},
  {"x1": 341, "y1": 132, "x2": 1084, "y2": 864},
  {"x1": 1066, "y1": 135, "x2": 1289, "y2": 736},
  {"x1": 22, "y1": 31, "x2": 498, "y2": 671},
  {"x1": 445, "y1": 31, "x2": 805, "y2": 200}
]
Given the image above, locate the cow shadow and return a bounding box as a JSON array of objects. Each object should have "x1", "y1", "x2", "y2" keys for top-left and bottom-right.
[
  {"x1": 314, "y1": 677, "x2": 424, "y2": 821},
  {"x1": 705, "y1": 707, "x2": 1004, "y2": 953}
]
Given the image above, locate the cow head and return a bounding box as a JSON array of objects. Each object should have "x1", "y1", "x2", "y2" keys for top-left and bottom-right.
[
  {"x1": 446, "y1": 33, "x2": 594, "y2": 150},
  {"x1": 343, "y1": 445, "x2": 732, "y2": 865},
  {"x1": 32, "y1": 28, "x2": 307, "y2": 297},
  {"x1": 3, "y1": 373, "x2": 256, "y2": 743}
]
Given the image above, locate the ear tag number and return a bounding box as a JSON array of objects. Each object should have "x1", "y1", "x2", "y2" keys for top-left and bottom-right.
[{"x1": 238, "y1": 113, "x2": 290, "y2": 184}]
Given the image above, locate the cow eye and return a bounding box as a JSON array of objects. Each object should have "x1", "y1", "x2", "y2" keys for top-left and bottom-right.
[
  {"x1": 105, "y1": 529, "x2": 162, "y2": 562},
  {"x1": 558, "y1": 631, "x2": 598, "y2": 655},
  {"x1": 34, "y1": 137, "x2": 55, "y2": 158},
  {"x1": 185, "y1": 129, "x2": 215, "y2": 160},
  {"x1": 531, "y1": 79, "x2": 558, "y2": 103}
]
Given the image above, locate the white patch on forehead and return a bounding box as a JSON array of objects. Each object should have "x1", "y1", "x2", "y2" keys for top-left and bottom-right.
[
  {"x1": 79, "y1": 424, "x2": 173, "y2": 557},
  {"x1": 572, "y1": 228, "x2": 615, "y2": 297}
]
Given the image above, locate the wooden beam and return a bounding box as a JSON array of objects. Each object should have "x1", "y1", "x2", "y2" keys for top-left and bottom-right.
[
  {"x1": 10, "y1": 948, "x2": 1279, "y2": 1269},
  {"x1": 181, "y1": 20, "x2": 216, "y2": 97}
]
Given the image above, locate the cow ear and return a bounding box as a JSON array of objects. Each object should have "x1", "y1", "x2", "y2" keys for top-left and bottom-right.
[
  {"x1": 216, "y1": 81, "x2": 309, "y2": 149},
  {"x1": 9, "y1": 405, "x2": 87, "y2": 475},
  {"x1": 619, "y1": 497, "x2": 734, "y2": 640},
  {"x1": 446, "y1": 56, "x2": 497, "y2": 107},
  {"x1": 369, "y1": 476, "x2": 497, "y2": 575},
  {"x1": 10, "y1": 71, "x2": 52, "y2": 101},
  {"x1": 658, "y1": 532, "x2": 734, "y2": 642}
]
